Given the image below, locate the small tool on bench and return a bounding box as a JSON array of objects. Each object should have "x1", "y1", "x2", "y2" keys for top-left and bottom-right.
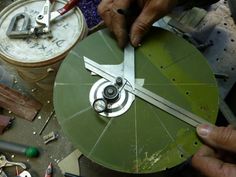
[
  {"x1": 7, "y1": 0, "x2": 79, "y2": 39},
  {"x1": 0, "y1": 140, "x2": 39, "y2": 158},
  {"x1": 0, "y1": 155, "x2": 26, "y2": 173}
]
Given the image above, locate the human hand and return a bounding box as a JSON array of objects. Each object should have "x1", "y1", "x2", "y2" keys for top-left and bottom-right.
[
  {"x1": 98, "y1": 0, "x2": 178, "y2": 48},
  {"x1": 192, "y1": 124, "x2": 236, "y2": 177}
]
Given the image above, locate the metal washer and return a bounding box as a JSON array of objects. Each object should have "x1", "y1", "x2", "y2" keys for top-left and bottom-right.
[{"x1": 89, "y1": 78, "x2": 135, "y2": 117}]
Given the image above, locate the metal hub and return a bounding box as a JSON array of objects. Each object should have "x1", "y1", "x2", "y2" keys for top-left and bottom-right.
[
  {"x1": 103, "y1": 85, "x2": 119, "y2": 102},
  {"x1": 89, "y1": 78, "x2": 135, "y2": 117}
]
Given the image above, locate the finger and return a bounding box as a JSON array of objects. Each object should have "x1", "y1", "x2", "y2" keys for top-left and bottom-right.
[
  {"x1": 111, "y1": 0, "x2": 133, "y2": 48},
  {"x1": 98, "y1": 0, "x2": 114, "y2": 30},
  {"x1": 192, "y1": 145, "x2": 236, "y2": 177},
  {"x1": 197, "y1": 124, "x2": 236, "y2": 153},
  {"x1": 130, "y1": 0, "x2": 176, "y2": 47}
]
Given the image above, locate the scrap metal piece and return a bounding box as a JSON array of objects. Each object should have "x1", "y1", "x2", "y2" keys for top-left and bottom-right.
[
  {"x1": 43, "y1": 131, "x2": 58, "y2": 144},
  {"x1": 38, "y1": 110, "x2": 55, "y2": 135},
  {"x1": 0, "y1": 155, "x2": 26, "y2": 172},
  {"x1": 58, "y1": 149, "x2": 82, "y2": 176},
  {"x1": 6, "y1": 13, "x2": 31, "y2": 39}
]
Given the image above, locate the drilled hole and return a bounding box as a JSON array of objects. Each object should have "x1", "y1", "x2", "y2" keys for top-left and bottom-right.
[
  {"x1": 224, "y1": 48, "x2": 227, "y2": 51},
  {"x1": 232, "y1": 67, "x2": 235, "y2": 71},
  {"x1": 231, "y1": 39, "x2": 235, "y2": 42},
  {"x1": 224, "y1": 23, "x2": 227, "y2": 26},
  {"x1": 217, "y1": 31, "x2": 221, "y2": 34},
  {"x1": 180, "y1": 154, "x2": 184, "y2": 158},
  {"x1": 172, "y1": 78, "x2": 176, "y2": 81},
  {"x1": 186, "y1": 91, "x2": 190, "y2": 95},
  {"x1": 216, "y1": 58, "x2": 220, "y2": 61},
  {"x1": 160, "y1": 66, "x2": 164, "y2": 69},
  {"x1": 194, "y1": 142, "x2": 198, "y2": 145}
]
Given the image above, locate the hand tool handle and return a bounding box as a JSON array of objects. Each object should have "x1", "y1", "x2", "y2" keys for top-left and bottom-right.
[
  {"x1": 0, "y1": 140, "x2": 39, "y2": 158},
  {"x1": 57, "y1": 0, "x2": 78, "y2": 15}
]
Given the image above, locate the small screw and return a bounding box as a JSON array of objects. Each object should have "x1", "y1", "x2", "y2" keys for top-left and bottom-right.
[{"x1": 37, "y1": 15, "x2": 44, "y2": 20}]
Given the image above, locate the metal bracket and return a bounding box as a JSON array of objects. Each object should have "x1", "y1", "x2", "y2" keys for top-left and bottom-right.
[{"x1": 6, "y1": 13, "x2": 31, "y2": 39}]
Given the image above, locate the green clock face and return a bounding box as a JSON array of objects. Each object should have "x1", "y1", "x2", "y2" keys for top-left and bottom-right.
[{"x1": 54, "y1": 28, "x2": 219, "y2": 174}]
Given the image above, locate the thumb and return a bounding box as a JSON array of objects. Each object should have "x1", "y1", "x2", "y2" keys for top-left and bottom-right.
[{"x1": 197, "y1": 124, "x2": 236, "y2": 153}]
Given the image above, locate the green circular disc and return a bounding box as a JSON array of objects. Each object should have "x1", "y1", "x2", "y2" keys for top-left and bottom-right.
[{"x1": 54, "y1": 28, "x2": 219, "y2": 174}]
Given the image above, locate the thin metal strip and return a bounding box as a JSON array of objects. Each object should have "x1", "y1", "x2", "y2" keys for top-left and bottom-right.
[
  {"x1": 123, "y1": 44, "x2": 135, "y2": 90},
  {"x1": 127, "y1": 85, "x2": 212, "y2": 127},
  {"x1": 84, "y1": 57, "x2": 212, "y2": 127}
]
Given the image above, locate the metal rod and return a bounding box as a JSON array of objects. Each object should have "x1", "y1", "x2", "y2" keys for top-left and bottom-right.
[{"x1": 39, "y1": 110, "x2": 55, "y2": 135}]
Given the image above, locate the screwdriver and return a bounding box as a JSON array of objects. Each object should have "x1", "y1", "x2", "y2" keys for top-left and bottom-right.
[{"x1": 0, "y1": 140, "x2": 39, "y2": 158}]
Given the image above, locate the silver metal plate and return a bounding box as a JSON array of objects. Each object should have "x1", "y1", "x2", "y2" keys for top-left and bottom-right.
[{"x1": 89, "y1": 78, "x2": 135, "y2": 117}]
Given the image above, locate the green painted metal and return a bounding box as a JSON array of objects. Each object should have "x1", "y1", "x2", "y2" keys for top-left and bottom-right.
[{"x1": 53, "y1": 28, "x2": 219, "y2": 174}]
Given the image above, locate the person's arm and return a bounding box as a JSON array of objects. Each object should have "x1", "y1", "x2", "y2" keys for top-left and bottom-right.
[{"x1": 192, "y1": 124, "x2": 236, "y2": 177}]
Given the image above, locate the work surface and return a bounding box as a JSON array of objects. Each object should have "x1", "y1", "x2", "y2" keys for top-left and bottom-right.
[{"x1": 1, "y1": 0, "x2": 236, "y2": 177}]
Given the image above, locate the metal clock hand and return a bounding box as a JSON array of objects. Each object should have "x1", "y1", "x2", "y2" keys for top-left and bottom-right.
[{"x1": 123, "y1": 44, "x2": 135, "y2": 90}]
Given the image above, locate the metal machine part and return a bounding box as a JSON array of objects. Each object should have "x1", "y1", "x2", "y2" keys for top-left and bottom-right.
[
  {"x1": 6, "y1": 0, "x2": 78, "y2": 39},
  {"x1": 89, "y1": 78, "x2": 135, "y2": 117},
  {"x1": 102, "y1": 84, "x2": 120, "y2": 102},
  {"x1": 85, "y1": 36, "x2": 211, "y2": 126},
  {"x1": 54, "y1": 28, "x2": 218, "y2": 173},
  {"x1": 93, "y1": 98, "x2": 107, "y2": 113},
  {"x1": 43, "y1": 131, "x2": 59, "y2": 144},
  {"x1": 85, "y1": 57, "x2": 212, "y2": 127},
  {"x1": 0, "y1": 155, "x2": 26, "y2": 172}
]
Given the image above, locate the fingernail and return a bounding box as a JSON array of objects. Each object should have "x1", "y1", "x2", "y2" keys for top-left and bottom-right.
[
  {"x1": 197, "y1": 124, "x2": 213, "y2": 137},
  {"x1": 131, "y1": 36, "x2": 142, "y2": 47}
]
